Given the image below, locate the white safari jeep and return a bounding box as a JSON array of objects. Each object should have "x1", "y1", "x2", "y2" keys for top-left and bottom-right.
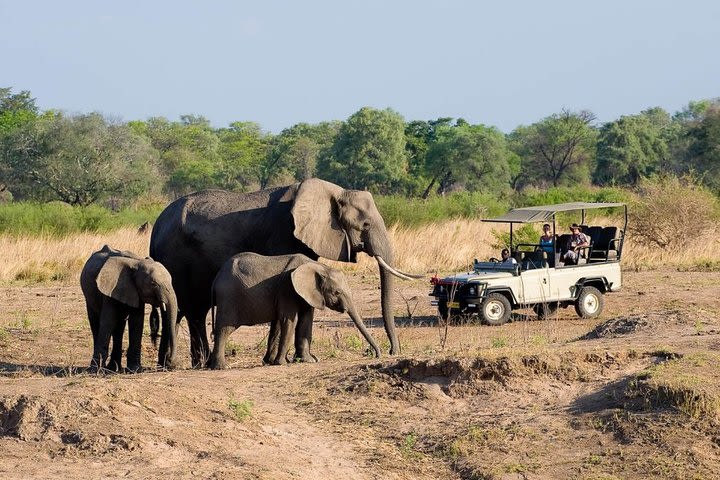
[{"x1": 430, "y1": 202, "x2": 626, "y2": 325}]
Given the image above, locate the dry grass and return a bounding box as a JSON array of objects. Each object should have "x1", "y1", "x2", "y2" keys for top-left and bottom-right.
[
  {"x1": 1, "y1": 219, "x2": 719, "y2": 284},
  {"x1": 0, "y1": 228, "x2": 150, "y2": 284}
]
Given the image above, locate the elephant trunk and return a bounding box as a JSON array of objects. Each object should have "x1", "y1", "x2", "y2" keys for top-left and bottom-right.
[
  {"x1": 158, "y1": 291, "x2": 179, "y2": 369},
  {"x1": 367, "y1": 230, "x2": 400, "y2": 355},
  {"x1": 346, "y1": 305, "x2": 381, "y2": 358}
]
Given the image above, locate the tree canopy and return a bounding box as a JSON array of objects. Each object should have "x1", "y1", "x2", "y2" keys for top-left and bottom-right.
[{"x1": 2, "y1": 86, "x2": 720, "y2": 204}]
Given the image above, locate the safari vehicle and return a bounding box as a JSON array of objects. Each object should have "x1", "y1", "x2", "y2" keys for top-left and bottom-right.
[{"x1": 430, "y1": 202, "x2": 627, "y2": 325}]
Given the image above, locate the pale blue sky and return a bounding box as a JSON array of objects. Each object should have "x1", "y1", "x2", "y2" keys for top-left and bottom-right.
[{"x1": 1, "y1": 0, "x2": 718, "y2": 133}]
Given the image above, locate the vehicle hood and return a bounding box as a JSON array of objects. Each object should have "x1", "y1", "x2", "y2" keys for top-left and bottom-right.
[{"x1": 439, "y1": 271, "x2": 514, "y2": 284}]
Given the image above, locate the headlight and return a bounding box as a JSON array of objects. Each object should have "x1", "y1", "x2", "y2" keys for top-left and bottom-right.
[{"x1": 468, "y1": 286, "x2": 476, "y2": 296}]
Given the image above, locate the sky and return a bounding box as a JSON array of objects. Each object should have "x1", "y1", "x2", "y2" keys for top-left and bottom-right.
[{"x1": 1, "y1": 0, "x2": 719, "y2": 133}]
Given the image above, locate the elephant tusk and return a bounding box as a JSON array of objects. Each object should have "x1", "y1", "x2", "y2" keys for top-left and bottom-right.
[
  {"x1": 161, "y1": 302, "x2": 166, "y2": 312},
  {"x1": 343, "y1": 229, "x2": 352, "y2": 262},
  {"x1": 375, "y1": 256, "x2": 424, "y2": 281}
]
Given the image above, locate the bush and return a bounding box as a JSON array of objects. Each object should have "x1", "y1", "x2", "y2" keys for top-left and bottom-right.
[
  {"x1": 0, "y1": 202, "x2": 165, "y2": 236},
  {"x1": 376, "y1": 192, "x2": 509, "y2": 227},
  {"x1": 629, "y1": 175, "x2": 719, "y2": 249}
]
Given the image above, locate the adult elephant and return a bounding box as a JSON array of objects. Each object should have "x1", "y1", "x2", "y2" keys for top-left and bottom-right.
[{"x1": 150, "y1": 178, "x2": 418, "y2": 367}]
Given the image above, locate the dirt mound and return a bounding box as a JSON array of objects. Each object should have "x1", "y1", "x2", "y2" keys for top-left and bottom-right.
[
  {"x1": 580, "y1": 311, "x2": 682, "y2": 339},
  {"x1": 0, "y1": 393, "x2": 139, "y2": 455},
  {"x1": 333, "y1": 352, "x2": 629, "y2": 400},
  {"x1": 0, "y1": 395, "x2": 58, "y2": 441}
]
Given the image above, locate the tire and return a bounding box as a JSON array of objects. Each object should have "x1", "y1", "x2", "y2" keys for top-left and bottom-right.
[
  {"x1": 480, "y1": 293, "x2": 512, "y2": 326},
  {"x1": 574, "y1": 286, "x2": 604, "y2": 319},
  {"x1": 533, "y1": 302, "x2": 558, "y2": 320}
]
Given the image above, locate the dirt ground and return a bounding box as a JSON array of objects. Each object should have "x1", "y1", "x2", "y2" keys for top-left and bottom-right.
[{"x1": 1, "y1": 267, "x2": 720, "y2": 479}]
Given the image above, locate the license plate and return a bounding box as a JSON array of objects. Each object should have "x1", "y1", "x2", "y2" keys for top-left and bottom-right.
[{"x1": 448, "y1": 301, "x2": 460, "y2": 308}]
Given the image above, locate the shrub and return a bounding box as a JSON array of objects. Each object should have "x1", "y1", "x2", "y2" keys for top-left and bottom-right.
[
  {"x1": 629, "y1": 175, "x2": 719, "y2": 249},
  {"x1": 0, "y1": 202, "x2": 165, "y2": 236},
  {"x1": 376, "y1": 192, "x2": 509, "y2": 227}
]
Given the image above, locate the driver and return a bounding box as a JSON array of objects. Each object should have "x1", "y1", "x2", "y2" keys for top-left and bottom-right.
[{"x1": 500, "y1": 248, "x2": 517, "y2": 265}]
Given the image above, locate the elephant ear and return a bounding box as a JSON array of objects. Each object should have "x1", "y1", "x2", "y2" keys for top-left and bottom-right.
[
  {"x1": 291, "y1": 263, "x2": 326, "y2": 310},
  {"x1": 291, "y1": 178, "x2": 349, "y2": 261},
  {"x1": 97, "y1": 256, "x2": 141, "y2": 308}
]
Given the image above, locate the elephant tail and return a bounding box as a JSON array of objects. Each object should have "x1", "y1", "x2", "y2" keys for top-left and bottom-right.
[
  {"x1": 149, "y1": 307, "x2": 160, "y2": 347},
  {"x1": 210, "y1": 280, "x2": 216, "y2": 340}
]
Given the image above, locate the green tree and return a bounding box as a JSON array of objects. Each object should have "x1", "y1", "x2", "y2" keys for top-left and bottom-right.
[
  {"x1": 0, "y1": 88, "x2": 40, "y2": 197},
  {"x1": 131, "y1": 116, "x2": 221, "y2": 197},
  {"x1": 511, "y1": 109, "x2": 597, "y2": 188},
  {"x1": 261, "y1": 122, "x2": 339, "y2": 188},
  {"x1": 685, "y1": 102, "x2": 720, "y2": 192},
  {"x1": 216, "y1": 121, "x2": 270, "y2": 190},
  {"x1": 2, "y1": 113, "x2": 159, "y2": 205},
  {"x1": 424, "y1": 123, "x2": 512, "y2": 196},
  {"x1": 594, "y1": 109, "x2": 671, "y2": 185},
  {"x1": 320, "y1": 107, "x2": 408, "y2": 193},
  {"x1": 404, "y1": 118, "x2": 453, "y2": 197}
]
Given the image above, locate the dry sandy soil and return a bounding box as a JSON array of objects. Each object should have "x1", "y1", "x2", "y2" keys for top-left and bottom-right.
[{"x1": 2, "y1": 267, "x2": 720, "y2": 479}]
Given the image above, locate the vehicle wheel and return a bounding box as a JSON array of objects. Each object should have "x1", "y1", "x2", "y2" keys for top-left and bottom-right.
[
  {"x1": 574, "y1": 286, "x2": 604, "y2": 319},
  {"x1": 533, "y1": 302, "x2": 558, "y2": 320},
  {"x1": 480, "y1": 293, "x2": 512, "y2": 326}
]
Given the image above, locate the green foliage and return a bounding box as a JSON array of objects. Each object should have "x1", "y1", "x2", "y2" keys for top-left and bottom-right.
[
  {"x1": 227, "y1": 398, "x2": 253, "y2": 421},
  {"x1": 511, "y1": 109, "x2": 598, "y2": 188},
  {"x1": 2, "y1": 113, "x2": 159, "y2": 205},
  {"x1": 263, "y1": 121, "x2": 340, "y2": 188},
  {"x1": 375, "y1": 192, "x2": 509, "y2": 227},
  {"x1": 0, "y1": 202, "x2": 164, "y2": 236},
  {"x1": 491, "y1": 223, "x2": 538, "y2": 250},
  {"x1": 513, "y1": 185, "x2": 630, "y2": 208},
  {"x1": 425, "y1": 123, "x2": 513, "y2": 196},
  {"x1": 595, "y1": 110, "x2": 671, "y2": 185},
  {"x1": 319, "y1": 107, "x2": 408, "y2": 193}
]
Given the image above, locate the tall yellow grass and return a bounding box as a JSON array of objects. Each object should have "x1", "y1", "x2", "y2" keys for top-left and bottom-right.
[
  {"x1": 0, "y1": 228, "x2": 150, "y2": 284},
  {"x1": 1, "y1": 219, "x2": 718, "y2": 284}
]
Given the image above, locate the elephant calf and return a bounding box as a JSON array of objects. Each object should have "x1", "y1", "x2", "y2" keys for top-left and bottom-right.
[
  {"x1": 80, "y1": 245, "x2": 179, "y2": 372},
  {"x1": 209, "y1": 252, "x2": 380, "y2": 369}
]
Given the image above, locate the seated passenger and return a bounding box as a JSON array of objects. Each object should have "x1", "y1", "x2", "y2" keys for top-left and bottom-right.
[
  {"x1": 562, "y1": 223, "x2": 590, "y2": 265},
  {"x1": 539, "y1": 223, "x2": 555, "y2": 256},
  {"x1": 500, "y1": 248, "x2": 517, "y2": 265}
]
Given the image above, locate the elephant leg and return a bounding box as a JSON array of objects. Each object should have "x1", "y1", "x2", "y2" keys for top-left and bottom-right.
[
  {"x1": 272, "y1": 315, "x2": 296, "y2": 365},
  {"x1": 264, "y1": 318, "x2": 281, "y2": 365},
  {"x1": 186, "y1": 309, "x2": 210, "y2": 368},
  {"x1": 294, "y1": 307, "x2": 317, "y2": 363},
  {"x1": 209, "y1": 324, "x2": 234, "y2": 370},
  {"x1": 86, "y1": 305, "x2": 101, "y2": 367},
  {"x1": 125, "y1": 308, "x2": 144, "y2": 373},
  {"x1": 92, "y1": 299, "x2": 123, "y2": 372},
  {"x1": 107, "y1": 313, "x2": 127, "y2": 372}
]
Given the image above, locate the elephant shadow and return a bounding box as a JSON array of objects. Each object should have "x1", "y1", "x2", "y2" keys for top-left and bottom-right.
[
  {"x1": 0, "y1": 362, "x2": 169, "y2": 377},
  {"x1": 319, "y1": 315, "x2": 440, "y2": 328},
  {"x1": 0, "y1": 362, "x2": 87, "y2": 377}
]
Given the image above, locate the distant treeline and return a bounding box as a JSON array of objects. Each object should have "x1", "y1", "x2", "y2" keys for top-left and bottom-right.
[{"x1": 1, "y1": 86, "x2": 719, "y2": 208}]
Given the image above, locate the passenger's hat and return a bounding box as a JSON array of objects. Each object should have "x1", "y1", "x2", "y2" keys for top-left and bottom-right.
[{"x1": 570, "y1": 223, "x2": 581, "y2": 231}]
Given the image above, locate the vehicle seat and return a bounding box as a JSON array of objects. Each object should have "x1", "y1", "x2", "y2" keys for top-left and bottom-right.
[
  {"x1": 521, "y1": 250, "x2": 548, "y2": 270},
  {"x1": 556, "y1": 234, "x2": 571, "y2": 253},
  {"x1": 589, "y1": 226, "x2": 620, "y2": 261},
  {"x1": 514, "y1": 251, "x2": 524, "y2": 264},
  {"x1": 585, "y1": 226, "x2": 603, "y2": 246}
]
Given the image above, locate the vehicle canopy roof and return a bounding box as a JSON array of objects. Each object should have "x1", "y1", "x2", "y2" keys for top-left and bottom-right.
[{"x1": 483, "y1": 202, "x2": 626, "y2": 224}]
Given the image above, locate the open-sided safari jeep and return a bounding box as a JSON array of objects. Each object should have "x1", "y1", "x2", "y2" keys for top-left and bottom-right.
[{"x1": 430, "y1": 202, "x2": 627, "y2": 325}]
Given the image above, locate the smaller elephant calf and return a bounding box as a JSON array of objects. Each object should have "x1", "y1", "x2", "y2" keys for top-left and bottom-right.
[
  {"x1": 80, "y1": 245, "x2": 179, "y2": 372},
  {"x1": 209, "y1": 252, "x2": 380, "y2": 369}
]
